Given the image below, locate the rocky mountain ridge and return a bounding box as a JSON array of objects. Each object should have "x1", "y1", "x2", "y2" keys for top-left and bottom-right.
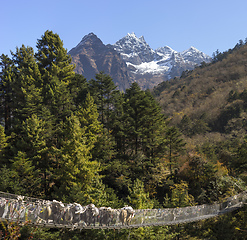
[
  {"x1": 113, "y1": 33, "x2": 211, "y2": 77},
  {"x1": 69, "y1": 33, "x2": 132, "y2": 91},
  {"x1": 69, "y1": 32, "x2": 211, "y2": 90}
]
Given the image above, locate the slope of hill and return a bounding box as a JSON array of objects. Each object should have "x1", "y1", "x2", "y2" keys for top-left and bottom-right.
[{"x1": 153, "y1": 43, "x2": 247, "y2": 142}]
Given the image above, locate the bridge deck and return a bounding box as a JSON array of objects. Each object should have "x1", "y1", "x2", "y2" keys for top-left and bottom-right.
[{"x1": 0, "y1": 191, "x2": 246, "y2": 229}]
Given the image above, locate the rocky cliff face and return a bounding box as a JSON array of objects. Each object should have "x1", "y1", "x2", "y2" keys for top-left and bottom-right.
[
  {"x1": 69, "y1": 32, "x2": 211, "y2": 90},
  {"x1": 68, "y1": 33, "x2": 132, "y2": 91}
]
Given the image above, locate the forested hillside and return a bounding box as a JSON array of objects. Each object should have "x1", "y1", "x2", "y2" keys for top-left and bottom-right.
[
  {"x1": 154, "y1": 40, "x2": 247, "y2": 139},
  {"x1": 0, "y1": 31, "x2": 246, "y2": 239}
]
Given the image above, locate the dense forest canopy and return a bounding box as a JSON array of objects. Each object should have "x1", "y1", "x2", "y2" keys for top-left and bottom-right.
[{"x1": 0, "y1": 30, "x2": 247, "y2": 239}]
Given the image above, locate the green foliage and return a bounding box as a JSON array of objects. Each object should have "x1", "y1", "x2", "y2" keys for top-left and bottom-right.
[
  {"x1": 69, "y1": 73, "x2": 88, "y2": 107},
  {"x1": 0, "y1": 125, "x2": 7, "y2": 159},
  {"x1": 165, "y1": 126, "x2": 185, "y2": 174},
  {"x1": 10, "y1": 151, "x2": 41, "y2": 196},
  {"x1": 11, "y1": 45, "x2": 43, "y2": 125},
  {"x1": 164, "y1": 181, "x2": 194, "y2": 208},
  {"x1": 179, "y1": 114, "x2": 210, "y2": 136},
  {"x1": 230, "y1": 136, "x2": 247, "y2": 180},
  {"x1": 127, "y1": 179, "x2": 154, "y2": 209},
  {"x1": 36, "y1": 30, "x2": 75, "y2": 121},
  {"x1": 88, "y1": 71, "x2": 116, "y2": 129},
  {"x1": 53, "y1": 113, "x2": 100, "y2": 203},
  {"x1": 0, "y1": 220, "x2": 36, "y2": 240},
  {"x1": 1, "y1": 30, "x2": 247, "y2": 239},
  {"x1": 0, "y1": 54, "x2": 15, "y2": 133}
]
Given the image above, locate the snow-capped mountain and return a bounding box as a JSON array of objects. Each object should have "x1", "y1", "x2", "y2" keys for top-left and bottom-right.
[
  {"x1": 113, "y1": 33, "x2": 211, "y2": 77},
  {"x1": 113, "y1": 33, "x2": 154, "y2": 65},
  {"x1": 69, "y1": 32, "x2": 211, "y2": 90},
  {"x1": 181, "y1": 46, "x2": 211, "y2": 65}
]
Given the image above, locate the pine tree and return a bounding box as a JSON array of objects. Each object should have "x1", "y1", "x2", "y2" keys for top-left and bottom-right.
[
  {"x1": 10, "y1": 151, "x2": 41, "y2": 196},
  {"x1": 54, "y1": 114, "x2": 100, "y2": 203},
  {"x1": 118, "y1": 83, "x2": 169, "y2": 185},
  {"x1": 127, "y1": 179, "x2": 154, "y2": 209},
  {"x1": 19, "y1": 114, "x2": 52, "y2": 197},
  {"x1": 35, "y1": 30, "x2": 75, "y2": 121},
  {"x1": 76, "y1": 93, "x2": 102, "y2": 147},
  {"x1": 140, "y1": 90, "x2": 167, "y2": 159},
  {"x1": 51, "y1": 93, "x2": 103, "y2": 203},
  {"x1": 69, "y1": 73, "x2": 88, "y2": 107},
  {"x1": 165, "y1": 126, "x2": 186, "y2": 174},
  {"x1": 89, "y1": 71, "x2": 116, "y2": 129},
  {"x1": 0, "y1": 54, "x2": 14, "y2": 133},
  {"x1": 11, "y1": 45, "x2": 42, "y2": 125},
  {"x1": 33, "y1": 31, "x2": 78, "y2": 198},
  {"x1": 109, "y1": 90, "x2": 126, "y2": 155},
  {"x1": 124, "y1": 83, "x2": 167, "y2": 159},
  {"x1": 124, "y1": 82, "x2": 147, "y2": 155}
]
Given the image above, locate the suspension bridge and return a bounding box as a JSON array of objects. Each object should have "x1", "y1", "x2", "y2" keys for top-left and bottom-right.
[{"x1": 0, "y1": 191, "x2": 246, "y2": 230}]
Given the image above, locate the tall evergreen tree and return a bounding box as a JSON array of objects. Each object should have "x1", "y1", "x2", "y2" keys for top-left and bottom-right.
[
  {"x1": 69, "y1": 73, "x2": 88, "y2": 107},
  {"x1": 89, "y1": 71, "x2": 116, "y2": 129},
  {"x1": 0, "y1": 54, "x2": 14, "y2": 133},
  {"x1": 121, "y1": 83, "x2": 168, "y2": 185},
  {"x1": 11, "y1": 45, "x2": 42, "y2": 125},
  {"x1": 124, "y1": 83, "x2": 167, "y2": 158},
  {"x1": 165, "y1": 126, "x2": 185, "y2": 174},
  {"x1": 124, "y1": 82, "x2": 146, "y2": 155},
  {"x1": 54, "y1": 113, "x2": 100, "y2": 203},
  {"x1": 10, "y1": 151, "x2": 41, "y2": 196},
  {"x1": 109, "y1": 90, "x2": 126, "y2": 155},
  {"x1": 19, "y1": 113, "x2": 53, "y2": 197},
  {"x1": 76, "y1": 93, "x2": 102, "y2": 147},
  {"x1": 33, "y1": 31, "x2": 78, "y2": 198},
  {"x1": 35, "y1": 30, "x2": 75, "y2": 121}
]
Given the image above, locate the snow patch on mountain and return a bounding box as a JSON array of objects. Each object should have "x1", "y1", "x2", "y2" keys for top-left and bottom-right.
[{"x1": 128, "y1": 61, "x2": 170, "y2": 74}]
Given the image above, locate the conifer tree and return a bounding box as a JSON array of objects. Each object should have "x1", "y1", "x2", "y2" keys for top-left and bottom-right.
[
  {"x1": 76, "y1": 93, "x2": 102, "y2": 147},
  {"x1": 124, "y1": 82, "x2": 146, "y2": 155},
  {"x1": 54, "y1": 114, "x2": 100, "y2": 203},
  {"x1": 11, "y1": 45, "x2": 42, "y2": 125},
  {"x1": 109, "y1": 90, "x2": 126, "y2": 155},
  {"x1": 89, "y1": 71, "x2": 116, "y2": 129},
  {"x1": 69, "y1": 73, "x2": 88, "y2": 107},
  {"x1": 10, "y1": 151, "x2": 41, "y2": 196},
  {"x1": 121, "y1": 83, "x2": 168, "y2": 185},
  {"x1": 33, "y1": 31, "x2": 78, "y2": 198},
  {"x1": 0, "y1": 54, "x2": 14, "y2": 133},
  {"x1": 124, "y1": 83, "x2": 167, "y2": 158},
  {"x1": 35, "y1": 30, "x2": 75, "y2": 121},
  {"x1": 19, "y1": 114, "x2": 52, "y2": 197},
  {"x1": 127, "y1": 179, "x2": 154, "y2": 209},
  {"x1": 165, "y1": 126, "x2": 185, "y2": 174}
]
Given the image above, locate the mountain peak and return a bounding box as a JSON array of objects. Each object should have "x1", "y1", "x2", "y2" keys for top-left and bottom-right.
[
  {"x1": 68, "y1": 32, "x2": 103, "y2": 55},
  {"x1": 69, "y1": 32, "x2": 212, "y2": 90},
  {"x1": 113, "y1": 33, "x2": 154, "y2": 64},
  {"x1": 181, "y1": 46, "x2": 211, "y2": 65},
  {"x1": 125, "y1": 33, "x2": 146, "y2": 43},
  {"x1": 78, "y1": 32, "x2": 102, "y2": 46},
  {"x1": 127, "y1": 32, "x2": 137, "y2": 38},
  {"x1": 156, "y1": 46, "x2": 175, "y2": 54}
]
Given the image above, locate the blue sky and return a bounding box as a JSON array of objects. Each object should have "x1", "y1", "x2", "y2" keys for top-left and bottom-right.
[{"x1": 1, "y1": 0, "x2": 247, "y2": 56}]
